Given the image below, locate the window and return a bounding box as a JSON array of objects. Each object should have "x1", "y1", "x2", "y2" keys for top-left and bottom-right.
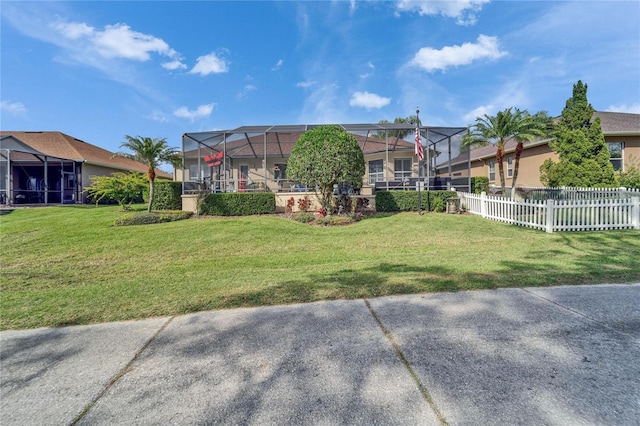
[
  {"x1": 189, "y1": 164, "x2": 210, "y2": 181},
  {"x1": 368, "y1": 159, "x2": 384, "y2": 184},
  {"x1": 274, "y1": 163, "x2": 287, "y2": 180},
  {"x1": 488, "y1": 160, "x2": 495, "y2": 181},
  {"x1": 506, "y1": 156, "x2": 513, "y2": 177},
  {"x1": 607, "y1": 142, "x2": 624, "y2": 171},
  {"x1": 394, "y1": 158, "x2": 412, "y2": 179}
]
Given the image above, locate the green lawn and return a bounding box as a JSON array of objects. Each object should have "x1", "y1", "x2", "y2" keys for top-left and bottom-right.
[{"x1": 1, "y1": 205, "x2": 639, "y2": 330}]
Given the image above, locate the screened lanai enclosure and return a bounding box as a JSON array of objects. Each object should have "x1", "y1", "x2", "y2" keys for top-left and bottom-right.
[
  {"x1": 1, "y1": 136, "x2": 79, "y2": 206},
  {"x1": 181, "y1": 123, "x2": 469, "y2": 196}
]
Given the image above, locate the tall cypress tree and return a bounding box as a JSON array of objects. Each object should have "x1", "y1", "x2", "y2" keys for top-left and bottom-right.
[{"x1": 540, "y1": 81, "x2": 617, "y2": 187}]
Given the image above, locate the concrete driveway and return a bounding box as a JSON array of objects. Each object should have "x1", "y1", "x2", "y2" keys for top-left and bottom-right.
[{"x1": 1, "y1": 284, "x2": 639, "y2": 425}]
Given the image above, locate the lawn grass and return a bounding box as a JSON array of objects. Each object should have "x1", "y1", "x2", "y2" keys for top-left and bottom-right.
[{"x1": 1, "y1": 205, "x2": 639, "y2": 330}]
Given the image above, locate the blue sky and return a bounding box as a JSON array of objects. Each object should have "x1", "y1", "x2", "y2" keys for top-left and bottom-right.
[{"x1": 2, "y1": 0, "x2": 639, "y2": 155}]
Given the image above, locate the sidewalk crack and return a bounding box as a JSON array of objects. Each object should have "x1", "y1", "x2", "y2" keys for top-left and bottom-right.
[
  {"x1": 69, "y1": 316, "x2": 175, "y2": 425},
  {"x1": 364, "y1": 299, "x2": 449, "y2": 426}
]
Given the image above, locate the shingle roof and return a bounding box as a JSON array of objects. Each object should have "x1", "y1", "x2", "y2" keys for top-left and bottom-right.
[
  {"x1": 0, "y1": 131, "x2": 172, "y2": 179},
  {"x1": 593, "y1": 111, "x2": 640, "y2": 133},
  {"x1": 441, "y1": 111, "x2": 640, "y2": 167}
]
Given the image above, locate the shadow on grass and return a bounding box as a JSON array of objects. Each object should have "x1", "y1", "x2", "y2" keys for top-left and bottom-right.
[{"x1": 185, "y1": 231, "x2": 640, "y2": 313}]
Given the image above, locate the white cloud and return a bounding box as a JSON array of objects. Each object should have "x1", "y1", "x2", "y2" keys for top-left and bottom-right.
[
  {"x1": 360, "y1": 62, "x2": 375, "y2": 79},
  {"x1": 349, "y1": 91, "x2": 391, "y2": 109},
  {"x1": 52, "y1": 21, "x2": 180, "y2": 62},
  {"x1": 410, "y1": 34, "x2": 507, "y2": 72},
  {"x1": 173, "y1": 103, "x2": 215, "y2": 122},
  {"x1": 190, "y1": 52, "x2": 229, "y2": 76},
  {"x1": 606, "y1": 103, "x2": 640, "y2": 114},
  {"x1": 237, "y1": 85, "x2": 257, "y2": 99},
  {"x1": 146, "y1": 110, "x2": 169, "y2": 123},
  {"x1": 463, "y1": 105, "x2": 494, "y2": 124},
  {"x1": 162, "y1": 60, "x2": 187, "y2": 71},
  {"x1": 395, "y1": 0, "x2": 489, "y2": 25},
  {"x1": 0, "y1": 100, "x2": 27, "y2": 114},
  {"x1": 296, "y1": 81, "x2": 316, "y2": 88},
  {"x1": 94, "y1": 24, "x2": 175, "y2": 60},
  {"x1": 298, "y1": 82, "x2": 345, "y2": 123},
  {"x1": 271, "y1": 59, "x2": 283, "y2": 71},
  {"x1": 52, "y1": 21, "x2": 93, "y2": 39}
]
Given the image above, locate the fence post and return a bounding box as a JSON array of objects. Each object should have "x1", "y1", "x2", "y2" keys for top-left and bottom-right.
[
  {"x1": 632, "y1": 197, "x2": 640, "y2": 230},
  {"x1": 481, "y1": 191, "x2": 487, "y2": 218},
  {"x1": 546, "y1": 199, "x2": 555, "y2": 233}
]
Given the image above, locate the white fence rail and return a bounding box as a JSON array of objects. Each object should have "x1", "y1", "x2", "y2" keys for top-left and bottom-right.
[
  {"x1": 504, "y1": 186, "x2": 640, "y2": 201},
  {"x1": 458, "y1": 191, "x2": 640, "y2": 233}
]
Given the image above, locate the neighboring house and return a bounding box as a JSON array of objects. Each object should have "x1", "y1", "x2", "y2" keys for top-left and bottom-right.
[
  {"x1": 435, "y1": 111, "x2": 640, "y2": 188},
  {"x1": 0, "y1": 131, "x2": 172, "y2": 205},
  {"x1": 179, "y1": 124, "x2": 468, "y2": 195}
]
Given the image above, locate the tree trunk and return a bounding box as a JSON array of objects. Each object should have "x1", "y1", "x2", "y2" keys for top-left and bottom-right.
[
  {"x1": 496, "y1": 144, "x2": 506, "y2": 195},
  {"x1": 147, "y1": 167, "x2": 156, "y2": 213},
  {"x1": 510, "y1": 142, "x2": 524, "y2": 199}
]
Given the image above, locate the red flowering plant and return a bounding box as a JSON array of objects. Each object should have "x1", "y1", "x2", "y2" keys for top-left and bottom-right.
[{"x1": 285, "y1": 197, "x2": 295, "y2": 213}]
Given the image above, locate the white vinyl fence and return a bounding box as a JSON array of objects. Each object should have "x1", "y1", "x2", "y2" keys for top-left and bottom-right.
[{"x1": 458, "y1": 189, "x2": 640, "y2": 233}]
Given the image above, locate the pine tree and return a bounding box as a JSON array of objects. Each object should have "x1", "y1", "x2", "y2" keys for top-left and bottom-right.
[{"x1": 540, "y1": 81, "x2": 617, "y2": 187}]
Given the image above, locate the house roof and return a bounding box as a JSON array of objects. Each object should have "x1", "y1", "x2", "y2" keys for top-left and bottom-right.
[
  {"x1": 593, "y1": 111, "x2": 640, "y2": 133},
  {"x1": 439, "y1": 111, "x2": 640, "y2": 168},
  {"x1": 0, "y1": 131, "x2": 172, "y2": 179}
]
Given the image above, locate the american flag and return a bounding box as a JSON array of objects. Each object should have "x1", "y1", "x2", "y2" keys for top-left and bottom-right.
[{"x1": 415, "y1": 126, "x2": 424, "y2": 161}]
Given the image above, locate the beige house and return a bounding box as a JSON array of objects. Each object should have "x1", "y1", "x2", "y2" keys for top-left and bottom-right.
[
  {"x1": 0, "y1": 131, "x2": 172, "y2": 205},
  {"x1": 435, "y1": 111, "x2": 640, "y2": 189}
]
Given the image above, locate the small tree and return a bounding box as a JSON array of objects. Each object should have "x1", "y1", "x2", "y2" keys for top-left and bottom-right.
[
  {"x1": 287, "y1": 125, "x2": 365, "y2": 212},
  {"x1": 118, "y1": 135, "x2": 181, "y2": 212},
  {"x1": 540, "y1": 81, "x2": 618, "y2": 187},
  {"x1": 85, "y1": 172, "x2": 147, "y2": 210}
]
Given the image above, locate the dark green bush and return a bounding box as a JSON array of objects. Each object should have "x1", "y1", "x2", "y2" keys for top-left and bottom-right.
[
  {"x1": 114, "y1": 211, "x2": 193, "y2": 227},
  {"x1": 471, "y1": 177, "x2": 489, "y2": 194},
  {"x1": 200, "y1": 193, "x2": 276, "y2": 216},
  {"x1": 375, "y1": 190, "x2": 457, "y2": 212},
  {"x1": 151, "y1": 181, "x2": 183, "y2": 210}
]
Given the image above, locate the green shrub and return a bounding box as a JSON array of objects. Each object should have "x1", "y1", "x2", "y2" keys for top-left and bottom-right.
[
  {"x1": 375, "y1": 190, "x2": 456, "y2": 212},
  {"x1": 200, "y1": 193, "x2": 276, "y2": 216},
  {"x1": 294, "y1": 212, "x2": 314, "y2": 223},
  {"x1": 618, "y1": 156, "x2": 640, "y2": 189},
  {"x1": 85, "y1": 172, "x2": 146, "y2": 209},
  {"x1": 429, "y1": 192, "x2": 451, "y2": 213},
  {"x1": 471, "y1": 177, "x2": 489, "y2": 194},
  {"x1": 315, "y1": 215, "x2": 354, "y2": 226},
  {"x1": 114, "y1": 210, "x2": 193, "y2": 226},
  {"x1": 151, "y1": 181, "x2": 182, "y2": 210},
  {"x1": 431, "y1": 197, "x2": 446, "y2": 212}
]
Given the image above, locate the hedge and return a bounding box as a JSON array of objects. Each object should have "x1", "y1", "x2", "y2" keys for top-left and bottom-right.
[
  {"x1": 114, "y1": 210, "x2": 193, "y2": 226},
  {"x1": 471, "y1": 177, "x2": 489, "y2": 194},
  {"x1": 150, "y1": 181, "x2": 183, "y2": 210},
  {"x1": 375, "y1": 190, "x2": 457, "y2": 213},
  {"x1": 200, "y1": 192, "x2": 276, "y2": 216}
]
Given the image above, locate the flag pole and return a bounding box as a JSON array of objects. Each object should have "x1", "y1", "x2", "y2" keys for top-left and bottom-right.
[{"x1": 416, "y1": 107, "x2": 422, "y2": 215}]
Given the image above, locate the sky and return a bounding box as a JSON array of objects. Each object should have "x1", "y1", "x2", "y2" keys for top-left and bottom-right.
[{"x1": 2, "y1": 0, "x2": 639, "y2": 158}]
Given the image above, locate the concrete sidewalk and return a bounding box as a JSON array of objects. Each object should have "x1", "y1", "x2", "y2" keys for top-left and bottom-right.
[{"x1": 1, "y1": 284, "x2": 639, "y2": 425}]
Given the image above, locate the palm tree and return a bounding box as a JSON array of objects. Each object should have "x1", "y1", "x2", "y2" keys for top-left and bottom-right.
[
  {"x1": 463, "y1": 108, "x2": 550, "y2": 195},
  {"x1": 119, "y1": 135, "x2": 180, "y2": 212}
]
